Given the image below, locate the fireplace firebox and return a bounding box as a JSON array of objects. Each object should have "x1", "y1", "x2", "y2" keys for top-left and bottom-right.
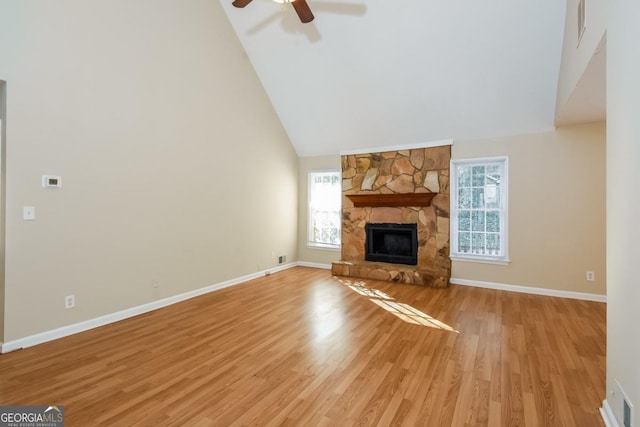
[{"x1": 365, "y1": 223, "x2": 418, "y2": 266}]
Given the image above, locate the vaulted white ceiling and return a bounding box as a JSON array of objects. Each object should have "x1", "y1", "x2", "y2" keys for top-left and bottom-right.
[{"x1": 220, "y1": 0, "x2": 568, "y2": 157}]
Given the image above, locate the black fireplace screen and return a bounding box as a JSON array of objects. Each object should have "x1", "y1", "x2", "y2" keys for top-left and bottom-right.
[{"x1": 365, "y1": 223, "x2": 418, "y2": 265}]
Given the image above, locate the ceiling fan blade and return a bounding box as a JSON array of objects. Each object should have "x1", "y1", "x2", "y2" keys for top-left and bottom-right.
[
  {"x1": 291, "y1": 0, "x2": 315, "y2": 23},
  {"x1": 232, "y1": 0, "x2": 253, "y2": 8}
]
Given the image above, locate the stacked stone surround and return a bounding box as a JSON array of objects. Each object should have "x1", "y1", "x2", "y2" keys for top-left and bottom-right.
[{"x1": 331, "y1": 145, "x2": 452, "y2": 288}]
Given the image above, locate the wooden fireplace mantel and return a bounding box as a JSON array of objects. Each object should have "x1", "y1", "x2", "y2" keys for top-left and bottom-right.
[{"x1": 346, "y1": 192, "x2": 437, "y2": 207}]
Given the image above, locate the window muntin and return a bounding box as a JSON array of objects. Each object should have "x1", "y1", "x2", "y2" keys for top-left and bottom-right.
[
  {"x1": 451, "y1": 157, "x2": 508, "y2": 263},
  {"x1": 308, "y1": 170, "x2": 341, "y2": 249}
]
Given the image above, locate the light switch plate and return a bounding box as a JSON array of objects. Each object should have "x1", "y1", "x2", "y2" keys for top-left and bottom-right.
[{"x1": 23, "y1": 206, "x2": 35, "y2": 220}]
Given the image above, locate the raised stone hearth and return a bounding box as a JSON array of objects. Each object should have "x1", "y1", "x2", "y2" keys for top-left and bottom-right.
[
  {"x1": 332, "y1": 260, "x2": 449, "y2": 288},
  {"x1": 331, "y1": 145, "x2": 451, "y2": 288}
]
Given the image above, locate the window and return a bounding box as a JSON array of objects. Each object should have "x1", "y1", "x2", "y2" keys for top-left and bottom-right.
[
  {"x1": 308, "y1": 170, "x2": 341, "y2": 249},
  {"x1": 450, "y1": 157, "x2": 508, "y2": 263}
]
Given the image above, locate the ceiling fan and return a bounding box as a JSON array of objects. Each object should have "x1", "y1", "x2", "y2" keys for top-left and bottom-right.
[{"x1": 232, "y1": 0, "x2": 315, "y2": 24}]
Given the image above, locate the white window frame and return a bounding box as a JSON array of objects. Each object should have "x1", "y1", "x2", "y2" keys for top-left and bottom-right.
[
  {"x1": 450, "y1": 156, "x2": 509, "y2": 264},
  {"x1": 307, "y1": 170, "x2": 341, "y2": 250}
]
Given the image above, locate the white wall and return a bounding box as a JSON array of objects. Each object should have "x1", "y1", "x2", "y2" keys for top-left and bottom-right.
[
  {"x1": 605, "y1": 0, "x2": 640, "y2": 424},
  {"x1": 452, "y1": 123, "x2": 606, "y2": 297},
  {"x1": 297, "y1": 155, "x2": 341, "y2": 266},
  {"x1": 0, "y1": 1, "x2": 298, "y2": 342}
]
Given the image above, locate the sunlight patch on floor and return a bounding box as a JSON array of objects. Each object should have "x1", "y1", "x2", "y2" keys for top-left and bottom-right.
[
  {"x1": 336, "y1": 278, "x2": 458, "y2": 332},
  {"x1": 347, "y1": 282, "x2": 393, "y2": 300}
]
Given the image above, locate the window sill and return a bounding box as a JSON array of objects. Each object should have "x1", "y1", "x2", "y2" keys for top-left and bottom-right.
[
  {"x1": 307, "y1": 243, "x2": 341, "y2": 251},
  {"x1": 450, "y1": 254, "x2": 511, "y2": 266}
]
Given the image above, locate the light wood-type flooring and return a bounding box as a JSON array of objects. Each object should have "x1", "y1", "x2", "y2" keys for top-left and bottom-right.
[{"x1": 0, "y1": 267, "x2": 606, "y2": 426}]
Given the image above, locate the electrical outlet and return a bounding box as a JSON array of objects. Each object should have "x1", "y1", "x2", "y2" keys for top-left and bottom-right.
[
  {"x1": 586, "y1": 271, "x2": 595, "y2": 281},
  {"x1": 278, "y1": 255, "x2": 286, "y2": 265},
  {"x1": 64, "y1": 295, "x2": 75, "y2": 309},
  {"x1": 152, "y1": 279, "x2": 159, "y2": 288}
]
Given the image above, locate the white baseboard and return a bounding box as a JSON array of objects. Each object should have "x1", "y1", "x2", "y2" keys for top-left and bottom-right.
[
  {"x1": 449, "y1": 278, "x2": 607, "y2": 302},
  {"x1": 4, "y1": 265, "x2": 603, "y2": 353},
  {"x1": 1, "y1": 263, "x2": 298, "y2": 354},
  {"x1": 265, "y1": 262, "x2": 298, "y2": 275},
  {"x1": 297, "y1": 261, "x2": 332, "y2": 270},
  {"x1": 601, "y1": 399, "x2": 619, "y2": 427}
]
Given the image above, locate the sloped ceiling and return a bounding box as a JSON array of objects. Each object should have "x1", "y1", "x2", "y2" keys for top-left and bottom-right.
[{"x1": 220, "y1": 0, "x2": 567, "y2": 157}]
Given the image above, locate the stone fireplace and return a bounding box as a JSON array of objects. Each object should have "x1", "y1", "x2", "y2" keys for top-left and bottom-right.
[{"x1": 331, "y1": 145, "x2": 451, "y2": 288}]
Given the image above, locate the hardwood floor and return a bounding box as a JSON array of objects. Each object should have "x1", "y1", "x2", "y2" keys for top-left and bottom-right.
[{"x1": 0, "y1": 267, "x2": 606, "y2": 426}]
